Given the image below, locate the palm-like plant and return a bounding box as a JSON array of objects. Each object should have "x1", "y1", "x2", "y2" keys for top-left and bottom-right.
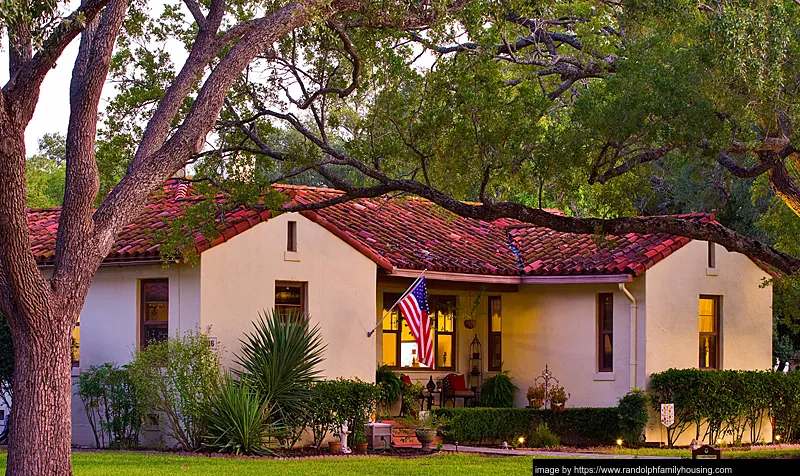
[
  {"x1": 235, "y1": 309, "x2": 326, "y2": 433},
  {"x1": 205, "y1": 374, "x2": 279, "y2": 455}
]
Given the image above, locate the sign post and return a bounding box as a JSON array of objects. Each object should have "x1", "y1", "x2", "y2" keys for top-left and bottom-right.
[{"x1": 660, "y1": 403, "x2": 674, "y2": 447}]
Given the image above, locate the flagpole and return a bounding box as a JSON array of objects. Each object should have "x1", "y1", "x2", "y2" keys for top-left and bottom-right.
[{"x1": 367, "y1": 269, "x2": 427, "y2": 337}]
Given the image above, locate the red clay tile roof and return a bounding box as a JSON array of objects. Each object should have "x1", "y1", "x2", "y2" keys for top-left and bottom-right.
[{"x1": 26, "y1": 181, "x2": 722, "y2": 277}]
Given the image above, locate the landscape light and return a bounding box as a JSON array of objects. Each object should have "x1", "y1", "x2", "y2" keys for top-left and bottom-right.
[
  {"x1": 775, "y1": 435, "x2": 782, "y2": 442},
  {"x1": 518, "y1": 436, "x2": 525, "y2": 446},
  {"x1": 616, "y1": 439, "x2": 623, "y2": 446},
  {"x1": 716, "y1": 438, "x2": 723, "y2": 445}
]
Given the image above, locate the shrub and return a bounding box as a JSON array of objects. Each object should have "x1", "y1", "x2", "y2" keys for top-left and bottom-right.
[
  {"x1": 205, "y1": 374, "x2": 278, "y2": 456},
  {"x1": 127, "y1": 328, "x2": 222, "y2": 451},
  {"x1": 479, "y1": 370, "x2": 518, "y2": 408},
  {"x1": 376, "y1": 364, "x2": 403, "y2": 412},
  {"x1": 529, "y1": 423, "x2": 560, "y2": 448},
  {"x1": 432, "y1": 407, "x2": 620, "y2": 445},
  {"x1": 236, "y1": 309, "x2": 326, "y2": 448},
  {"x1": 77, "y1": 363, "x2": 143, "y2": 449},
  {"x1": 617, "y1": 389, "x2": 649, "y2": 446}
]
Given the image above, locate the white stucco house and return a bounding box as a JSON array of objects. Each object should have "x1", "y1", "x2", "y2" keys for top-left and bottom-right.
[{"x1": 25, "y1": 180, "x2": 773, "y2": 446}]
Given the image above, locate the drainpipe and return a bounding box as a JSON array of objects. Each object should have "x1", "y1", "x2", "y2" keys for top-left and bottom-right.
[{"x1": 619, "y1": 283, "x2": 638, "y2": 390}]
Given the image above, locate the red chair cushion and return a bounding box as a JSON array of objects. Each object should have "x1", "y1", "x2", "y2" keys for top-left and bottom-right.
[
  {"x1": 447, "y1": 374, "x2": 468, "y2": 392},
  {"x1": 400, "y1": 375, "x2": 412, "y2": 385}
]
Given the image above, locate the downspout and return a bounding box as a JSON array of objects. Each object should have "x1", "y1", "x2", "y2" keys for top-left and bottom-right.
[{"x1": 619, "y1": 283, "x2": 638, "y2": 390}]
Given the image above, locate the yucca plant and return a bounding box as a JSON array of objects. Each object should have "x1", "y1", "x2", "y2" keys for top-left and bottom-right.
[
  {"x1": 205, "y1": 374, "x2": 279, "y2": 455},
  {"x1": 235, "y1": 309, "x2": 326, "y2": 442}
]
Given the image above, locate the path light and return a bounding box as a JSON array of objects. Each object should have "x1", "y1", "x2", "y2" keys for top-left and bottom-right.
[
  {"x1": 775, "y1": 435, "x2": 782, "y2": 443},
  {"x1": 716, "y1": 438, "x2": 723, "y2": 446},
  {"x1": 616, "y1": 438, "x2": 623, "y2": 447},
  {"x1": 518, "y1": 436, "x2": 525, "y2": 447}
]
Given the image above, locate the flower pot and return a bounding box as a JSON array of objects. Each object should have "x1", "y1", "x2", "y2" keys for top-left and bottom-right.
[
  {"x1": 354, "y1": 442, "x2": 368, "y2": 454},
  {"x1": 552, "y1": 402, "x2": 565, "y2": 412},
  {"x1": 415, "y1": 428, "x2": 436, "y2": 451},
  {"x1": 329, "y1": 441, "x2": 342, "y2": 453},
  {"x1": 532, "y1": 399, "x2": 544, "y2": 409},
  {"x1": 464, "y1": 319, "x2": 477, "y2": 329}
]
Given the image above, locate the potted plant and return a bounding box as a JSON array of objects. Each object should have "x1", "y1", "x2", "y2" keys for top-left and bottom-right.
[
  {"x1": 352, "y1": 431, "x2": 368, "y2": 454},
  {"x1": 329, "y1": 439, "x2": 342, "y2": 453},
  {"x1": 401, "y1": 412, "x2": 447, "y2": 452},
  {"x1": 550, "y1": 385, "x2": 569, "y2": 411},
  {"x1": 457, "y1": 286, "x2": 485, "y2": 329},
  {"x1": 527, "y1": 383, "x2": 546, "y2": 409}
]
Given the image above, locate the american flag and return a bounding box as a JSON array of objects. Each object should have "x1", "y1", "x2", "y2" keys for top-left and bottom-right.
[{"x1": 397, "y1": 277, "x2": 434, "y2": 368}]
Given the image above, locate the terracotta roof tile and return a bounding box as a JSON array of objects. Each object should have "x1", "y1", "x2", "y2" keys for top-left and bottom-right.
[{"x1": 25, "y1": 181, "x2": 725, "y2": 277}]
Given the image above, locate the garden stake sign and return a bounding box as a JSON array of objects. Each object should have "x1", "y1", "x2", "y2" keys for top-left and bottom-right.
[{"x1": 660, "y1": 403, "x2": 674, "y2": 448}]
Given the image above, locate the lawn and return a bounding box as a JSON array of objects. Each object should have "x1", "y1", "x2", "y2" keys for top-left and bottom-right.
[
  {"x1": 595, "y1": 447, "x2": 800, "y2": 459},
  {"x1": 0, "y1": 451, "x2": 533, "y2": 476}
]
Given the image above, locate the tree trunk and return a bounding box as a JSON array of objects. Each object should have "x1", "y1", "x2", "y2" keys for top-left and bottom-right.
[{"x1": 5, "y1": 307, "x2": 74, "y2": 476}]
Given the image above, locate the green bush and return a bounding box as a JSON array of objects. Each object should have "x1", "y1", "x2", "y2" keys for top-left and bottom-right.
[
  {"x1": 479, "y1": 370, "x2": 518, "y2": 408},
  {"x1": 205, "y1": 374, "x2": 278, "y2": 456},
  {"x1": 617, "y1": 389, "x2": 649, "y2": 446},
  {"x1": 236, "y1": 309, "x2": 326, "y2": 448},
  {"x1": 432, "y1": 407, "x2": 619, "y2": 445},
  {"x1": 127, "y1": 328, "x2": 222, "y2": 451},
  {"x1": 649, "y1": 368, "x2": 800, "y2": 446},
  {"x1": 529, "y1": 423, "x2": 560, "y2": 448},
  {"x1": 77, "y1": 363, "x2": 143, "y2": 449},
  {"x1": 376, "y1": 364, "x2": 403, "y2": 412}
]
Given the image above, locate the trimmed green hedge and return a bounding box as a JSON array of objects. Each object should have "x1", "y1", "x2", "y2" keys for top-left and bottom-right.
[{"x1": 431, "y1": 407, "x2": 621, "y2": 445}]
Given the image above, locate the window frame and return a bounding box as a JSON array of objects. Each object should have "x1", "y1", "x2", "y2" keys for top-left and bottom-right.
[
  {"x1": 708, "y1": 242, "x2": 716, "y2": 269},
  {"x1": 597, "y1": 293, "x2": 614, "y2": 373},
  {"x1": 287, "y1": 221, "x2": 297, "y2": 252},
  {"x1": 275, "y1": 281, "x2": 307, "y2": 320},
  {"x1": 71, "y1": 317, "x2": 80, "y2": 368},
  {"x1": 488, "y1": 296, "x2": 502, "y2": 371},
  {"x1": 699, "y1": 295, "x2": 721, "y2": 370},
  {"x1": 381, "y1": 293, "x2": 456, "y2": 371},
  {"x1": 140, "y1": 278, "x2": 169, "y2": 349}
]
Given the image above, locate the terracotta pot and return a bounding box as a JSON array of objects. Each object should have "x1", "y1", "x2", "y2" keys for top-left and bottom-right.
[
  {"x1": 329, "y1": 441, "x2": 342, "y2": 453},
  {"x1": 464, "y1": 319, "x2": 477, "y2": 329},
  {"x1": 354, "y1": 442, "x2": 368, "y2": 454},
  {"x1": 415, "y1": 428, "x2": 436, "y2": 451},
  {"x1": 532, "y1": 399, "x2": 544, "y2": 409},
  {"x1": 552, "y1": 402, "x2": 565, "y2": 412}
]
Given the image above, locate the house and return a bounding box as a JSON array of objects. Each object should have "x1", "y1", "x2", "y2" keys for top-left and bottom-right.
[{"x1": 26, "y1": 181, "x2": 773, "y2": 446}]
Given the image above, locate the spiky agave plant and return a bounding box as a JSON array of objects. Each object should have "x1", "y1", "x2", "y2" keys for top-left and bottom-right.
[{"x1": 235, "y1": 309, "x2": 326, "y2": 437}]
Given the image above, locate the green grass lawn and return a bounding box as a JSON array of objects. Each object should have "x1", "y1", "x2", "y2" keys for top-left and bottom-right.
[
  {"x1": 596, "y1": 447, "x2": 800, "y2": 459},
  {"x1": 0, "y1": 451, "x2": 533, "y2": 476}
]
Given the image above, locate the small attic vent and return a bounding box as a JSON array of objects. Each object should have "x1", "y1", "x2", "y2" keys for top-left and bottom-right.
[{"x1": 287, "y1": 221, "x2": 297, "y2": 252}]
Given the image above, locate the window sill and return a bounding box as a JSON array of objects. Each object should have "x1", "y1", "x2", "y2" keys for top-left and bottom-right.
[
  {"x1": 706, "y1": 267, "x2": 719, "y2": 276},
  {"x1": 593, "y1": 372, "x2": 615, "y2": 381},
  {"x1": 284, "y1": 251, "x2": 300, "y2": 262}
]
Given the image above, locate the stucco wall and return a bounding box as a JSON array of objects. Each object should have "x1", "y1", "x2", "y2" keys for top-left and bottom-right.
[
  {"x1": 643, "y1": 240, "x2": 773, "y2": 444},
  {"x1": 200, "y1": 212, "x2": 377, "y2": 381},
  {"x1": 70, "y1": 264, "x2": 201, "y2": 446},
  {"x1": 375, "y1": 280, "x2": 646, "y2": 410}
]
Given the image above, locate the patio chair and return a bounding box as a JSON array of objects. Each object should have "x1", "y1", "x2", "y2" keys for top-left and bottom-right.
[{"x1": 440, "y1": 373, "x2": 477, "y2": 408}]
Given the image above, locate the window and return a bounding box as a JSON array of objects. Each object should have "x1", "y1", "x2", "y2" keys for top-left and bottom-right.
[
  {"x1": 71, "y1": 317, "x2": 80, "y2": 367},
  {"x1": 140, "y1": 279, "x2": 169, "y2": 348},
  {"x1": 275, "y1": 282, "x2": 307, "y2": 320},
  {"x1": 287, "y1": 221, "x2": 297, "y2": 252},
  {"x1": 598, "y1": 293, "x2": 613, "y2": 372},
  {"x1": 699, "y1": 296, "x2": 721, "y2": 369},
  {"x1": 381, "y1": 293, "x2": 455, "y2": 370},
  {"x1": 488, "y1": 296, "x2": 502, "y2": 371},
  {"x1": 708, "y1": 242, "x2": 716, "y2": 268}
]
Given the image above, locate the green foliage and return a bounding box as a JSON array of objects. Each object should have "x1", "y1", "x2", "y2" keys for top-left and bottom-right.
[
  {"x1": 401, "y1": 382, "x2": 424, "y2": 417},
  {"x1": 478, "y1": 370, "x2": 518, "y2": 408},
  {"x1": 649, "y1": 368, "x2": 800, "y2": 446},
  {"x1": 0, "y1": 314, "x2": 12, "y2": 409},
  {"x1": 617, "y1": 389, "x2": 649, "y2": 447},
  {"x1": 127, "y1": 328, "x2": 222, "y2": 451},
  {"x1": 375, "y1": 364, "x2": 403, "y2": 410},
  {"x1": 76, "y1": 363, "x2": 143, "y2": 449},
  {"x1": 432, "y1": 407, "x2": 620, "y2": 445},
  {"x1": 529, "y1": 423, "x2": 561, "y2": 448},
  {"x1": 205, "y1": 374, "x2": 279, "y2": 456},
  {"x1": 25, "y1": 133, "x2": 65, "y2": 208},
  {"x1": 235, "y1": 309, "x2": 326, "y2": 448}
]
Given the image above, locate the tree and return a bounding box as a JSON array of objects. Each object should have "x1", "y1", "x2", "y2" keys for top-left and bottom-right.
[
  {"x1": 25, "y1": 133, "x2": 67, "y2": 208},
  {"x1": 0, "y1": 1, "x2": 460, "y2": 474}
]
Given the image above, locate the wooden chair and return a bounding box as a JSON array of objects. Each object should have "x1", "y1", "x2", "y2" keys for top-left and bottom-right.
[{"x1": 440, "y1": 373, "x2": 477, "y2": 408}]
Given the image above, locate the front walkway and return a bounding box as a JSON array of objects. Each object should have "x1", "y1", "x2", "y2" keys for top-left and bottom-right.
[{"x1": 441, "y1": 444, "x2": 680, "y2": 459}]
